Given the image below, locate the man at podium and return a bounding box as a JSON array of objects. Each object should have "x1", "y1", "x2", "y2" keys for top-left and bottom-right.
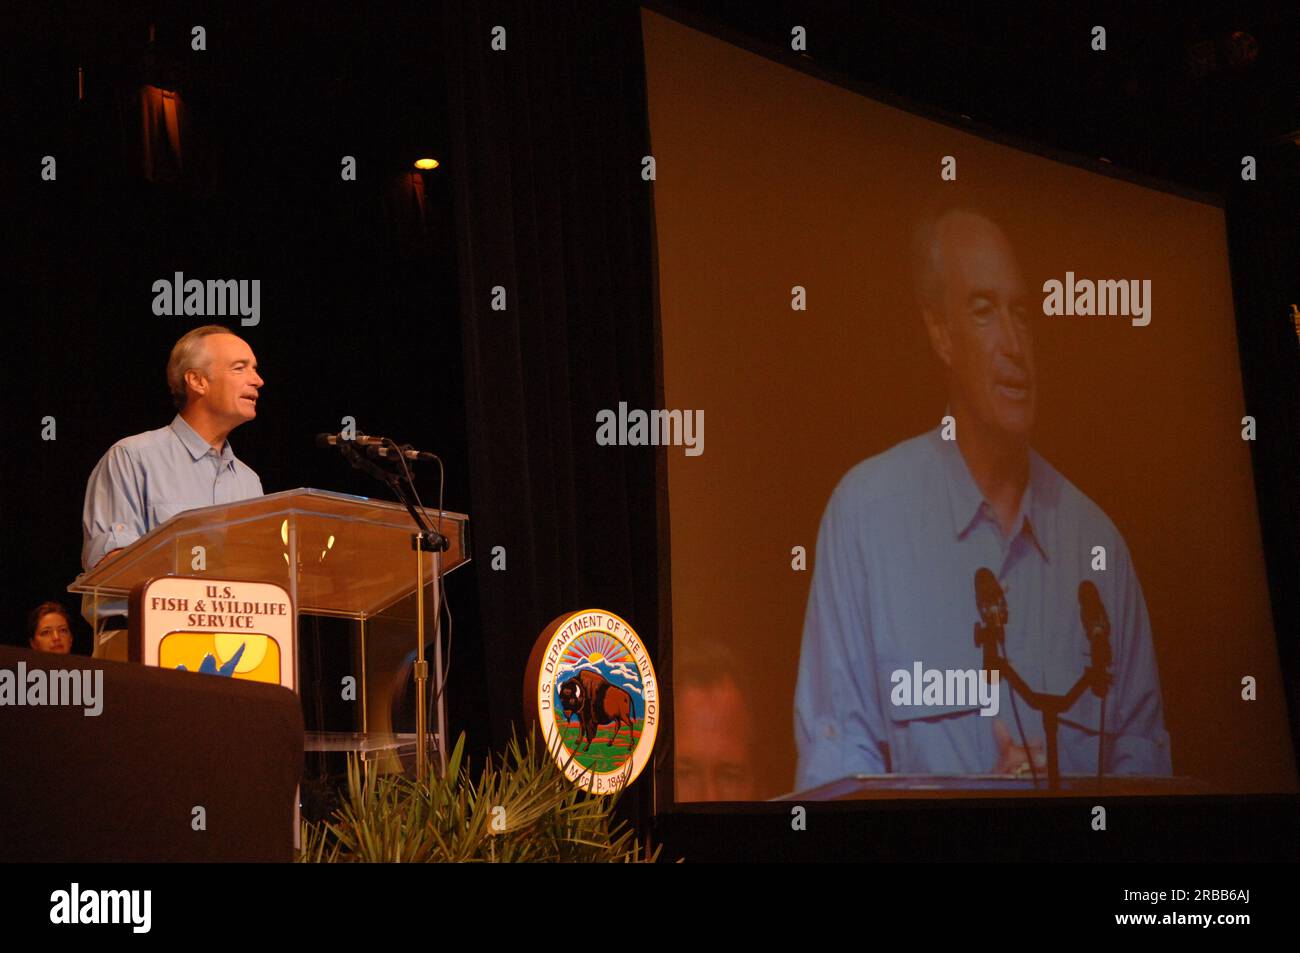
[{"x1": 80, "y1": 325, "x2": 265, "y2": 661}]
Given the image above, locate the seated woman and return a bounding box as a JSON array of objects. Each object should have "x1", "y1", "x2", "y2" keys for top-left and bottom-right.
[{"x1": 27, "y1": 600, "x2": 74, "y2": 655}]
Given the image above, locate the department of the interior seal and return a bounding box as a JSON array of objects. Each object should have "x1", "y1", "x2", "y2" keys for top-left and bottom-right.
[{"x1": 524, "y1": 609, "x2": 659, "y2": 794}]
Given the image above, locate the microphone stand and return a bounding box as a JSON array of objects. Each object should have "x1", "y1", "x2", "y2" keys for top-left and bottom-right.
[
  {"x1": 336, "y1": 439, "x2": 449, "y2": 780},
  {"x1": 973, "y1": 615, "x2": 1111, "y2": 791}
]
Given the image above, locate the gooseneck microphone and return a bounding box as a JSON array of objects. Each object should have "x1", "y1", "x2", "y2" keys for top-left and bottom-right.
[
  {"x1": 974, "y1": 567, "x2": 1008, "y2": 634},
  {"x1": 1078, "y1": 580, "x2": 1114, "y2": 779},
  {"x1": 1078, "y1": 580, "x2": 1113, "y2": 698},
  {"x1": 972, "y1": 567, "x2": 1038, "y2": 787},
  {"x1": 315, "y1": 432, "x2": 384, "y2": 448},
  {"x1": 973, "y1": 570, "x2": 1120, "y2": 788},
  {"x1": 315, "y1": 432, "x2": 438, "y2": 462}
]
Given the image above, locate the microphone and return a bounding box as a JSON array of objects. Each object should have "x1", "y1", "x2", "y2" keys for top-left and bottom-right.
[
  {"x1": 974, "y1": 567, "x2": 1008, "y2": 630},
  {"x1": 315, "y1": 432, "x2": 386, "y2": 448},
  {"x1": 316, "y1": 432, "x2": 438, "y2": 462},
  {"x1": 972, "y1": 567, "x2": 1008, "y2": 657},
  {"x1": 365, "y1": 443, "x2": 438, "y2": 463},
  {"x1": 1078, "y1": 580, "x2": 1112, "y2": 697}
]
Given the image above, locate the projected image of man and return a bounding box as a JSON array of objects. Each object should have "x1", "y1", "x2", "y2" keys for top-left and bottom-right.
[{"x1": 793, "y1": 207, "x2": 1171, "y2": 790}]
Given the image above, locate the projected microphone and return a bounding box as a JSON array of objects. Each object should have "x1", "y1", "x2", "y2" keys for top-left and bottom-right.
[
  {"x1": 974, "y1": 567, "x2": 1008, "y2": 629},
  {"x1": 1078, "y1": 580, "x2": 1113, "y2": 698},
  {"x1": 973, "y1": 567, "x2": 1008, "y2": 655}
]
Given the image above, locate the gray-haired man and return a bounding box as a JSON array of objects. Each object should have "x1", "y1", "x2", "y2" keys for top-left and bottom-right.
[{"x1": 80, "y1": 325, "x2": 265, "y2": 660}]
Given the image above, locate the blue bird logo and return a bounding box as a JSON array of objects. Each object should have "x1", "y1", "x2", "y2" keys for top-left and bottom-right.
[{"x1": 176, "y1": 641, "x2": 246, "y2": 677}]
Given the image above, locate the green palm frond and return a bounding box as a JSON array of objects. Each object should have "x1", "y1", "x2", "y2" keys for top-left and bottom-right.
[{"x1": 297, "y1": 725, "x2": 663, "y2": 863}]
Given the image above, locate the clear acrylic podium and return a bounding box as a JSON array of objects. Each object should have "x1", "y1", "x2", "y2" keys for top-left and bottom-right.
[{"x1": 69, "y1": 487, "x2": 471, "y2": 772}]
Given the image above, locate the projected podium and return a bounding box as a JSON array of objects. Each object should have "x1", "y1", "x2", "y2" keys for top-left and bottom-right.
[
  {"x1": 69, "y1": 487, "x2": 470, "y2": 771},
  {"x1": 783, "y1": 774, "x2": 1208, "y2": 800}
]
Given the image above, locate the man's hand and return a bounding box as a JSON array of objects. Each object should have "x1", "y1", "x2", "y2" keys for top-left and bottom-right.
[
  {"x1": 94, "y1": 548, "x2": 124, "y2": 569},
  {"x1": 994, "y1": 719, "x2": 1047, "y2": 776}
]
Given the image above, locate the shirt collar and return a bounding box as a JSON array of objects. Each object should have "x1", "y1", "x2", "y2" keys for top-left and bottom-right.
[
  {"x1": 170, "y1": 414, "x2": 235, "y2": 467},
  {"x1": 931, "y1": 424, "x2": 1051, "y2": 563}
]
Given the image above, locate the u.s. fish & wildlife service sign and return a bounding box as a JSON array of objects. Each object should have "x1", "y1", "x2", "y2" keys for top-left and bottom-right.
[{"x1": 524, "y1": 609, "x2": 658, "y2": 795}]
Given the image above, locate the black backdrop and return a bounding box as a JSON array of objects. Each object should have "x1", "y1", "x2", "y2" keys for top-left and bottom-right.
[
  {"x1": 441, "y1": 0, "x2": 663, "y2": 753},
  {"x1": 1225, "y1": 166, "x2": 1300, "y2": 768}
]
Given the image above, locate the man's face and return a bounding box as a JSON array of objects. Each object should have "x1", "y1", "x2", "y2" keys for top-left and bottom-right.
[
  {"x1": 30, "y1": 612, "x2": 72, "y2": 654},
  {"x1": 927, "y1": 213, "x2": 1036, "y2": 445},
  {"x1": 189, "y1": 334, "x2": 263, "y2": 426},
  {"x1": 675, "y1": 680, "x2": 756, "y2": 801}
]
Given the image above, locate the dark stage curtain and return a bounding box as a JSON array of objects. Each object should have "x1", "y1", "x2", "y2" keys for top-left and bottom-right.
[
  {"x1": 441, "y1": 1, "x2": 664, "y2": 758},
  {"x1": 1226, "y1": 165, "x2": 1300, "y2": 761}
]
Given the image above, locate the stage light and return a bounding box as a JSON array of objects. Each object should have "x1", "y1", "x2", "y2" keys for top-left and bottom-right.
[{"x1": 414, "y1": 158, "x2": 440, "y2": 170}]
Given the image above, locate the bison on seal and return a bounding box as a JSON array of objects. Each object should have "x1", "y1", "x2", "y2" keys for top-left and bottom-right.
[{"x1": 559, "y1": 669, "x2": 636, "y2": 751}]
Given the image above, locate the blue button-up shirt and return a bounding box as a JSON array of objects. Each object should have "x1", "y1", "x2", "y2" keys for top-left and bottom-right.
[
  {"x1": 80, "y1": 414, "x2": 263, "y2": 618},
  {"x1": 794, "y1": 426, "x2": 1171, "y2": 791}
]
